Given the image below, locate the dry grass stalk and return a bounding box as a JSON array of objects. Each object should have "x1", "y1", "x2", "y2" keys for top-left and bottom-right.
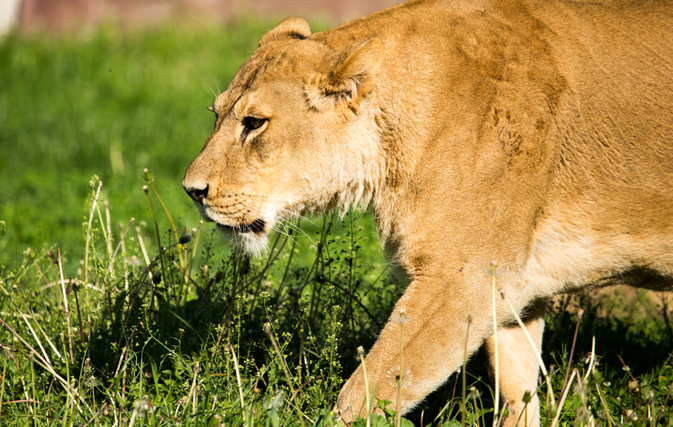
[
  {"x1": 84, "y1": 181, "x2": 103, "y2": 285},
  {"x1": 57, "y1": 248, "x2": 74, "y2": 363},
  {"x1": 499, "y1": 290, "x2": 555, "y2": 411},
  {"x1": 230, "y1": 345, "x2": 247, "y2": 419},
  {"x1": 135, "y1": 226, "x2": 151, "y2": 266},
  {"x1": 357, "y1": 346, "x2": 372, "y2": 427}
]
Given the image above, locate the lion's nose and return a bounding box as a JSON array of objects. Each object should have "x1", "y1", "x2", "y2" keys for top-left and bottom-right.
[{"x1": 185, "y1": 184, "x2": 209, "y2": 203}]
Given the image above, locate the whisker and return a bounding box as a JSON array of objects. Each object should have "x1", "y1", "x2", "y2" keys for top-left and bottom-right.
[
  {"x1": 269, "y1": 224, "x2": 300, "y2": 248},
  {"x1": 208, "y1": 82, "x2": 217, "y2": 98},
  {"x1": 277, "y1": 208, "x2": 318, "y2": 227},
  {"x1": 280, "y1": 220, "x2": 315, "y2": 244}
]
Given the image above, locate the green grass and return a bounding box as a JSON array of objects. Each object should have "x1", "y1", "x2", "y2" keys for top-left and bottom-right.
[
  {"x1": 1, "y1": 23, "x2": 673, "y2": 426},
  {"x1": 0, "y1": 21, "x2": 286, "y2": 270}
]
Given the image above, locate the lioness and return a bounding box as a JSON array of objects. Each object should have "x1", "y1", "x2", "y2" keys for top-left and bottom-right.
[{"x1": 183, "y1": 0, "x2": 673, "y2": 424}]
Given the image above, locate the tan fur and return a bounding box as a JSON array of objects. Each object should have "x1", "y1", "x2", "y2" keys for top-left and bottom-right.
[{"x1": 183, "y1": 1, "x2": 673, "y2": 425}]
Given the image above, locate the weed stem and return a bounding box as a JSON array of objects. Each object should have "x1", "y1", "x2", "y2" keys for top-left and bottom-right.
[
  {"x1": 499, "y1": 290, "x2": 554, "y2": 407},
  {"x1": 135, "y1": 226, "x2": 151, "y2": 266},
  {"x1": 489, "y1": 263, "x2": 499, "y2": 426},
  {"x1": 58, "y1": 249, "x2": 75, "y2": 363},
  {"x1": 551, "y1": 368, "x2": 578, "y2": 427},
  {"x1": 230, "y1": 346, "x2": 247, "y2": 421},
  {"x1": 84, "y1": 181, "x2": 103, "y2": 285},
  {"x1": 0, "y1": 350, "x2": 5, "y2": 417},
  {"x1": 358, "y1": 346, "x2": 371, "y2": 427},
  {"x1": 462, "y1": 315, "x2": 472, "y2": 427},
  {"x1": 559, "y1": 309, "x2": 583, "y2": 399}
]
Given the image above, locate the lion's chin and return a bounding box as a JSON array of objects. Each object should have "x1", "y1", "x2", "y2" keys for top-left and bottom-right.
[{"x1": 216, "y1": 223, "x2": 269, "y2": 258}]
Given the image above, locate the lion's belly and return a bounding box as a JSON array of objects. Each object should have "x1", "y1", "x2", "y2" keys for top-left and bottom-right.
[{"x1": 523, "y1": 207, "x2": 673, "y2": 296}]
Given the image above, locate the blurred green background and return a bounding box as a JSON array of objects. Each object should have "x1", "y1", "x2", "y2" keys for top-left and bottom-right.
[{"x1": 0, "y1": 21, "x2": 322, "y2": 270}]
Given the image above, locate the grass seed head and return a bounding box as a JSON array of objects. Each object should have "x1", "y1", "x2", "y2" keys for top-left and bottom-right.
[
  {"x1": 180, "y1": 229, "x2": 192, "y2": 244},
  {"x1": 392, "y1": 308, "x2": 408, "y2": 324}
]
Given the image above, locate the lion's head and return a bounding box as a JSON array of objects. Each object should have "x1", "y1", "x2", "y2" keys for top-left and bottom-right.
[{"x1": 183, "y1": 18, "x2": 384, "y2": 255}]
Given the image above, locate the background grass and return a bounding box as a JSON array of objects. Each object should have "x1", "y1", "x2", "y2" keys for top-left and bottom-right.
[
  {"x1": 0, "y1": 21, "x2": 284, "y2": 270},
  {"x1": 1, "y1": 22, "x2": 673, "y2": 426}
]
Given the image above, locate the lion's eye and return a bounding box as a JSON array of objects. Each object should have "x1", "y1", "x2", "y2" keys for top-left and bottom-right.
[
  {"x1": 243, "y1": 117, "x2": 266, "y2": 130},
  {"x1": 240, "y1": 116, "x2": 268, "y2": 144}
]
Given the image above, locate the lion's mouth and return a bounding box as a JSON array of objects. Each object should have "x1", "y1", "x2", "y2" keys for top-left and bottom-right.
[{"x1": 217, "y1": 218, "x2": 267, "y2": 235}]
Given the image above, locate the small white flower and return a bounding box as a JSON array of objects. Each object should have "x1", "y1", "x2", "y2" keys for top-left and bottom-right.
[
  {"x1": 386, "y1": 366, "x2": 412, "y2": 389},
  {"x1": 134, "y1": 396, "x2": 154, "y2": 414},
  {"x1": 392, "y1": 309, "x2": 409, "y2": 324}
]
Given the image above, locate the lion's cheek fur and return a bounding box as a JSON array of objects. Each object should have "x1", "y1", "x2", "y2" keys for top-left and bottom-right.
[{"x1": 288, "y1": 112, "x2": 384, "y2": 215}]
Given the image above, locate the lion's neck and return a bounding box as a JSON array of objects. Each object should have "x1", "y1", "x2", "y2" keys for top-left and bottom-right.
[{"x1": 368, "y1": 104, "x2": 427, "y2": 258}]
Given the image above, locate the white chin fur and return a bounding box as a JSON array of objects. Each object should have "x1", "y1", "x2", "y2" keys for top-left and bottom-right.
[
  {"x1": 237, "y1": 233, "x2": 269, "y2": 258},
  {"x1": 218, "y1": 226, "x2": 269, "y2": 258}
]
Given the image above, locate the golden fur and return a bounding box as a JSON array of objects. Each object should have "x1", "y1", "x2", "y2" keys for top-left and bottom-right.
[{"x1": 183, "y1": 0, "x2": 673, "y2": 424}]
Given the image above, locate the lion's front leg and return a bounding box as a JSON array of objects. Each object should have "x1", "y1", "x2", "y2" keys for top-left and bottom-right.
[
  {"x1": 485, "y1": 301, "x2": 545, "y2": 427},
  {"x1": 336, "y1": 273, "x2": 524, "y2": 423}
]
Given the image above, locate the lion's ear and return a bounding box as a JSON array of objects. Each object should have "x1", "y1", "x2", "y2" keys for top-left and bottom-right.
[
  {"x1": 260, "y1": 17, "x2": 311, "y2": 46},
  {"x1": 305, "y1": 36, "x2": 384, "y2": 112}
]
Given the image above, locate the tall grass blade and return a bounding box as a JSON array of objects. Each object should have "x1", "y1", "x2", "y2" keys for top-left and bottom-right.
[
  {"x1": 499, "y1": 290, "x2": 554, "y2": 408},
  {"x1": 357, "y1": 346, "x2": 372, "y2": 427},
  {"x1": 230, "y1": 346, "x2": 247, "y2": 421},
  {"x1": 58, "y1": 248, "x2": 75, "y2": 363},
  {"x1": 84, "y1": 181, "x2": 103, "y2": 286}
]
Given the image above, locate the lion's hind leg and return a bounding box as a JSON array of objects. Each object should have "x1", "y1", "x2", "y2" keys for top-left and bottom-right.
[{"x1": 484, "y1": 301, "x2": 546, "y2": 427}]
